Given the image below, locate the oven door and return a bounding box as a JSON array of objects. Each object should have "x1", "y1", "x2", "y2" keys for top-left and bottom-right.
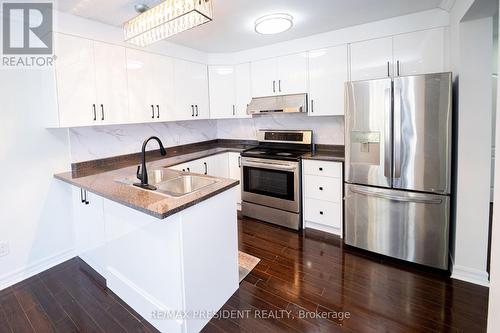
[{"x1": 241, "y1": 157, "x2": 300, "y2": 213}]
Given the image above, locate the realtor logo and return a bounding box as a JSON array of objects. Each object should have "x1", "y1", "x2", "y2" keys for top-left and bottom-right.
[{"x1": 2, "y1": 2, "x2": 53, "y2": 55}]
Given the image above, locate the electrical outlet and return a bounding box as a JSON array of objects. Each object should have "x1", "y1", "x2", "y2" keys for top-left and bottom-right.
[{"x1": 0, "y1": 241, "x2": 9, "y2": 257}]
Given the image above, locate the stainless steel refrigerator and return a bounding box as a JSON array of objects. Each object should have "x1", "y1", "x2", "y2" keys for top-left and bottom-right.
[{"x1": 344, "y1": 72, "x2": 452, "y2": 270}]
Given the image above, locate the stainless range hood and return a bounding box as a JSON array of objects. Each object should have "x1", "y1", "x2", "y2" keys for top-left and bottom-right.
[{"x1": 246, "y1": 93, "x2": 307, "y2": 115}]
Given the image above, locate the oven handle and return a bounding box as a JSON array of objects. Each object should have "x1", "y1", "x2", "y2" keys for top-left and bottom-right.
[{"x1": 242, "y1": 161, "x2": 298, "y2": 171}]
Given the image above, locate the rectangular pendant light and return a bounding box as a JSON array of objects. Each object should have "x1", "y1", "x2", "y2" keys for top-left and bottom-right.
[{"x1": 123, "y1": 0, "x2": 213, "y2": 47}]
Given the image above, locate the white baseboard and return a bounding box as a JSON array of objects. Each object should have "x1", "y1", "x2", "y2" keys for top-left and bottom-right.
[
  {"x1": 452, "y1": 265, "x2": 490, "y2": 287},
  {"x1": 0, "y1": 248, "x2": 75, "y2": 291},
  {"x1": 305, "y1": 221, "x2": 342, "y2": 237}
]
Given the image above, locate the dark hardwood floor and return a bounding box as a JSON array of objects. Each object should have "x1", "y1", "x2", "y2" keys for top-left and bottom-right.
[{"x1": 0, "y1": 216, "x2": 489, "y2": 332}]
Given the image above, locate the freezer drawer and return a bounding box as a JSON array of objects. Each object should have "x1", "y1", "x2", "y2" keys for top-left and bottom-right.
[{"x1": 344, "y1": 184, "x2": 450, "y2": 269}]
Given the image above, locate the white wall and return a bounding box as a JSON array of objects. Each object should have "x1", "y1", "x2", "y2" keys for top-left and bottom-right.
[
  {"x1": 0, "y1": 66, "x2": 74, "y2": 289},
  {"x1": 489, "y1": 4, "x2": 500, "y2": 329},
  {"x1": 451, "y1": 0, "x2": 494, "y2": 286}
]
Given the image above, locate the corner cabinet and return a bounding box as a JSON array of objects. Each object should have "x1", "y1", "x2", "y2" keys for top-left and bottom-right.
[
  {"x1": 302, "y1": 160, "x2": 343, "y2": 236},
  {"x1": 208, "y1": 63, "x2": 252, "y2": 119},
  {"x1": 350, "y1": 27, "x2": 449, "y2": 81},
  {"x1": 308, "y1": 45, "x2": 348, "y2": 116},
  {"x1": 174, "y1": 59, "x2": 209, "y2": 120},
  {"x1": 53, "y1": 33, "x2": 129, "y2": 127},
  {"x1": 251, "y1": 52, "x2": 308, "y2": 97}
]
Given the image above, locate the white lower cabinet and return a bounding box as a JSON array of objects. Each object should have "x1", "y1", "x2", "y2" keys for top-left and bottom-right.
[
  {"x1": 228, "y1": 152, "x2": 242, "y2": 207},
  {"x1": 72, "y1": 187, "x2": 106, "y2": 277},
  {"x1": 168, "y1": 152, "x2": 242, "y2": 208},
  {"x1": 302, "y1": 160, "x2": 343, "y2": 236}
]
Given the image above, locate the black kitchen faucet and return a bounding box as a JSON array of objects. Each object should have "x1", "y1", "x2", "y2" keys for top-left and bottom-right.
[{"x1": 134, "y1": 136, "x2": 166, "y2": 190}]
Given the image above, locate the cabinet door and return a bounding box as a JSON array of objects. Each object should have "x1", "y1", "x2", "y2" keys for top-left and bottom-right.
[
  {"x1": 350, "y1": 36, "x2": 393, "y2": 81},
  {"x1": 308, "y1": 46, "x2": 348, "y2": 116},
  {"x1": 54, "y1": 33, "x2": 96, "y2": 127},
  {"x1": 153, "y1": 54, "x2": 175, "y2": 122},
  {"x1": 277, "y1": 52, "x2": 308, "y2": 95},
  {"x1": 72, "y1": 187, "x2": 106, "y2": 276},
  {"x1": 227, "y1": 152, "x2": 242, "y2": 205},
  {"x1": 207, "y1": 154, "x2": 229, "y2": 178},
  {"x1": 174, "y1": 59, "x2": 196, "y2": 121},
  {"x1": 93, "y1": 41, "x2": 129, "y2": 125},
  {"x1": 127, "y1": 49, "x2": 156, "y2": 123},
  {"x1": 234, "y1": 63, "x2": 252, "y2": 118},
  {"x1": 209, "y1": 65, "x2": 236, "y2": 119},
  {"x1": 393, "y1": 28, "x2": 447, "y2": 76},
  {"x1": 251, "y1": 58, "x2": 277, "y2": 97},
  {"x1": 191, "y1": 62, "x2": 210, "y2": 120}
]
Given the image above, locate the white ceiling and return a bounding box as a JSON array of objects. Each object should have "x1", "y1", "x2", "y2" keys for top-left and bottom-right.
[{"x1": 55, "y1": 0, "x2": 445, "y2": 53}]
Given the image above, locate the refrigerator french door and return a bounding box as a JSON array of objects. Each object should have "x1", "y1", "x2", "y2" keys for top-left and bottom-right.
[{"x1": 344, "y1": 73, "x2": 452, "y2": 270}]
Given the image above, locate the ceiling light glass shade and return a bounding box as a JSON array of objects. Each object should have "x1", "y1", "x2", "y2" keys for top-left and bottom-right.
[
  {"x1": 124, "y1": 0, "x2": 213, "y2": 47},
  {"x1": 255, "y1": 13, "x2": 293, "y2": 35}
]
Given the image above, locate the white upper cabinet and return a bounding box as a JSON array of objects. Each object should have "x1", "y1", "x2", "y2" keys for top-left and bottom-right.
[
  {"x1": 209, "y1": 63, "x2": 252, "y2": 119},
  {"x1": 127, "y1": 49, "x2": 174, "y2": 123},
  {"x1": 174, "y1": 59, "x2": 209, "y2": 120},
  {"x1": 234, "y1": 63, "x2": 252, "y2": 118},
  {"x1": 393, "y1": 27, "x2": 448, "y2": 76},
  {"x1": 251, "y1": 58, "x2": 277, "y2": 97},
  {"x1": 308, "y1": 45, "x2": 348, "y2": 116},
  {"x1": 54, "y1": 34, "x2": 130, "y2": 127},
  {"x1": 276, "y1": 52, "x2": 308, "y2": 95},
  {"x1": 350, "y1": 36, "x2": 393, "y2": 81},
  {"x1": 251, "y1": 52, "x2": 307, "y2": 97},
  {"x1": 93, "y1": 41, "x2": 129, "y2": 125},
  {"x1": 54, "y1": 34, "x2": 97, "y2": 127},
  {"x1": 209, "y1": 65, "x2": 236, "y2": 119},
  {"x1": 350, "y1": 28, "x2": 449, "y2": 81}
]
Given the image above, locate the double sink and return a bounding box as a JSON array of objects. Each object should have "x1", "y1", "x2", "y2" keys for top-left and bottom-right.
[{"x1": 116, "y1": 168, "x2": 218, "y2": 197}]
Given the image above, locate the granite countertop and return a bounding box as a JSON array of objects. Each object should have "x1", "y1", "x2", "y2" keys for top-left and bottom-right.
[
  {"x1": 54, "y1": 147, "x2": 244, "y2": 220},
  {"x1": 301, "y1": 150, "x2": 345, "y2": 162}
]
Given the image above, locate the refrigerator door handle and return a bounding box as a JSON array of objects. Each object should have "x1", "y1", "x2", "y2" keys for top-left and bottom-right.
[
  {"x1": 349, "y1": 186, "x2": 443, "y2": 205},
  {"x1": 384, "y1": 88, "x2": 392, "y2": 179},
  {"x1": 393, "y1": 86, "x2": 402, "y2": 179}
]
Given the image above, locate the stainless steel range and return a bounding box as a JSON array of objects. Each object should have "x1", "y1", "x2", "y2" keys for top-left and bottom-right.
[{"x1": 241, "y1": 130, "x2": 313, "y2": 230}]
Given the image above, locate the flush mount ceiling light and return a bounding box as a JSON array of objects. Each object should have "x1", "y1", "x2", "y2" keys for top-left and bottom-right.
[
  {"x1": 255, "y1": 13, "x2": 293, "y2": 35},
  {"x1": 124, "y1": 0, "x2": 213, "y2": 47}
]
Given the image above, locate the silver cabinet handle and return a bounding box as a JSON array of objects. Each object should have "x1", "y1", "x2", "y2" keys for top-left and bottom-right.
[
  {"x1": 191, "y1": 105, "x2": 195, "y2": 117},
  {"x1": 100, "y1": 104, "x2": 104, "y2": 121},
  {"x1": 232, "y1": 105, "x2": 235, "y2": 116},
  {"x1": 238, "y1": 156, "x2": 241, "y2": 168},
  {"x1": 349, "y1": 186, "x2": 443, "y2": 204},
  {"x1": 278, "y1": 80, "x2": 281, "y2": 92},
  {"x1": 387, "y1": 61, "x2": 390, "y2": 77},
  {"x1": 311, "y1": 99, "x2": 314, "y2": 113},
  {"x1": 273, "y1": 80, "x2": 276, "y2": 93},
  {"x1": 92, "y1": 104, "x2": 97, "y2": 121},
  {"x1": 156, "y1": 105, "x2": 160, "y2": 119},
  {"x1": 204, "y1": 162, "x2": 207, "y2": 175},
  {"x1": 195, "y1": 105, "x2": 199, "y2": 117},
  {"x1": 397, "y1": 60, "x2": 400, "y2": 76},
  {"x1": 151, "y1": 105, "x2": 155, "y2": 119}
]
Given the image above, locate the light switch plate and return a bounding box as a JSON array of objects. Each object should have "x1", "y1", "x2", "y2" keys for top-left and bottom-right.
[{"x1": 0, "y1": 241, "x2": 9, "y2": 257}]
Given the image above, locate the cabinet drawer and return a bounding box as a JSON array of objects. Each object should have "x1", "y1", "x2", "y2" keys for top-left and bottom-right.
[
  {"x1": 303, "y1": 160, "x2": 342, "y2": 178},
  {"x1": 304, "y1": 175, "x2": 341, "y2": 202},
  {"x1": 305, "y1": 199, "x2": 341, "y2": 228}
]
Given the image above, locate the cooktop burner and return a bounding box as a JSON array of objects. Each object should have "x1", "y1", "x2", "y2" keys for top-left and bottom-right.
[{"x1": 241, "y1": 148, "x2": 308, "y2": 161}]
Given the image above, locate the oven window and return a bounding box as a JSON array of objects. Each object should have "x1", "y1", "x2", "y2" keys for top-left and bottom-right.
[{"x1": 243, "y1": 166, "x2": 295, "y2": 201}]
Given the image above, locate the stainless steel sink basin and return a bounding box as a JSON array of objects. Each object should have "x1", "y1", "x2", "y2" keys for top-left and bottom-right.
[
  {"x1": 115, "y1": 169, "x2": 217, "y2": 197},
  {"x1": 115, "y1": 168, "x2": 179, "y2": 186},
  {"x1": 156, "y1": 175, "x2": 217, "y2": 197}
]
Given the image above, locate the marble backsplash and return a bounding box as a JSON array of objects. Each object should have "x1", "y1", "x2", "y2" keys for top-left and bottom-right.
[{"x1": 69, "y1": 114, "x2": 344, "y2": 162}]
